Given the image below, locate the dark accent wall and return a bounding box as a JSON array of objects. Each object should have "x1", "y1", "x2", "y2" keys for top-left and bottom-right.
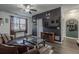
[{"x1": 32, "y1": 7, "x2": 61, "y2": 42}]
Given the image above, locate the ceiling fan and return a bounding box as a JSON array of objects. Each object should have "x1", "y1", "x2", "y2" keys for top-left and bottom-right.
[{"x1": 18, "y1": 4, "x2": 37, "y2": 14}]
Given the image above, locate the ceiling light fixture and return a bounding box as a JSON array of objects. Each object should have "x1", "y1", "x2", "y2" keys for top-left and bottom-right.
[
  {"x1": 17, "y1": 4, "x2": 31, "y2": 12},
  {"x1": 26, "y1": 5, "x2": 31, "y2": 9},
  {"x1": 25, "y1": 5, "x2": 31, "y2": 12}
]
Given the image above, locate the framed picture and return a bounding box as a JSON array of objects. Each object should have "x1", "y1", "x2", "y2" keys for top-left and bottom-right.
[{"x1": 67, "y1": 19, "x2": 78, "y2": 31}]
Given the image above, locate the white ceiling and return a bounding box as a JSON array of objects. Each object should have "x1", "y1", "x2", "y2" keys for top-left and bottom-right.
[
  {"x1": 0, "y1": 4, "x2": 62, "y2": 17},
  {"x1": 30, "y1": 4, "x2": 62, "y2": 15}
]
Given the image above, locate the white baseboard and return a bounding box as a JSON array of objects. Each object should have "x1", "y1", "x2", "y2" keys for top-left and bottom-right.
[{"x1": 64, "y1": 36, "x2": 78, "y2": 40}]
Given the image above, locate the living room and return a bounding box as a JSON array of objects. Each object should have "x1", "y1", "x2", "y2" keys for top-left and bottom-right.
[{"x1": 0, "y1": 4, "x2": 79, "y2": 54}]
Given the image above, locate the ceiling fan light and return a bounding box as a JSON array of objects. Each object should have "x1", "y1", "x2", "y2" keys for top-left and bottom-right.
[
  {"x1": 26, "y1": 5, "x2": 31, "y2": 9},
  {"x1": 25, "y1": 9, "x2": 30, "y2": 12}
]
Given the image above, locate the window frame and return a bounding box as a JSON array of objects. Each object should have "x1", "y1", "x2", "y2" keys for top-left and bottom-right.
[{"x1": 10, "y1": 16, "x2": 27, "y2": 33}]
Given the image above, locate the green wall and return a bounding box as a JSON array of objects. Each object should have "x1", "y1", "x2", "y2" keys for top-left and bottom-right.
[{"x1": 66, "y1": 30, "x2": 78, "y2": 38}]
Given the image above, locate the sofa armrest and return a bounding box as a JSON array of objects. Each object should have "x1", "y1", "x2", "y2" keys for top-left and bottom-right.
[
  {"x1": 0, "y1": 44, "x2": 15, "y2": 47},
  {"x1": 0, "y1": 44, "x2": 18, "y2": 54}
]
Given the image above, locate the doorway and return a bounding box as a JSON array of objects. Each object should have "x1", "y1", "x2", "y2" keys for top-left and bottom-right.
[{"x1": 66, "y1": 19, "x2": 78, "y2": 38}]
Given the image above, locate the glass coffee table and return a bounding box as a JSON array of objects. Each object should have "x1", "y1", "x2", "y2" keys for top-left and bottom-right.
[{"x1": 7, "y1": 36, "x2": 44, "y2": 48}]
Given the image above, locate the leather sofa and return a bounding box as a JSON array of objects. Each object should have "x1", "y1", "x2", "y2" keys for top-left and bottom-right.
[
  {"x1": 0, "y1": 34, "x2": 33, "y2": 54},
  {"x1": 0, "y1": 44, "x2": 18, "y2": 54}
]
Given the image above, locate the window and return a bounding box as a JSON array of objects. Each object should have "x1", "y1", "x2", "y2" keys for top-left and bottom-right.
[
  {"x1": 20, "y1": 19, "x2": 26, "y2": 30},
  {"x1": 11, "y1": 16, "x2": 27, "y2": 32}
]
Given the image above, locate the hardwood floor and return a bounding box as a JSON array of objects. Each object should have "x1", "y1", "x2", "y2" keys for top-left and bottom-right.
[
  {"x1": 10, "y1": 37, "x2": 79, "y2": 54},
  {"x1": 48, "y1": 38, "x2": 79, "y2": 54}
]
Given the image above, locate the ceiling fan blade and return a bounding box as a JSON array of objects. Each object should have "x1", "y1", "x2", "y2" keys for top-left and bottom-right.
[{"x1": 30, "y1": 9, "x2": 37, "y2": 12}]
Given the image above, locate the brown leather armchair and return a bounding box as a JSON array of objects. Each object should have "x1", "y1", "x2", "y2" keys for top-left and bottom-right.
[
  {"x1": 0, "y1": 34, "x2": 34, "y2": 54},
  {"x1": 0, "y1": 35, "x2": 18, "y2": 54}
]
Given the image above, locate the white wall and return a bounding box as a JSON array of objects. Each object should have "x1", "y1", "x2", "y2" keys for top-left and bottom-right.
[
  {"x1": 37, "y1": 18, "x2": 43, "y2": 38},
  {"x1": 27, "y1": 17, "x2": 32, "y2": 35},
  {"x1": 61, "y1": 6, "x2": 65, "y2": 42},
  {"x1": 0, "y1": 11, "x2": 12, "y2": 35}
]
